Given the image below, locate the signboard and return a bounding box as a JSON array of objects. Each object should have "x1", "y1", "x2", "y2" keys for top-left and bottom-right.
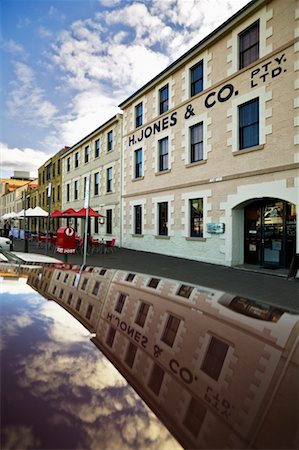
[{"x1": 207, "y1": 223, "x2": 225, "y2": 234}]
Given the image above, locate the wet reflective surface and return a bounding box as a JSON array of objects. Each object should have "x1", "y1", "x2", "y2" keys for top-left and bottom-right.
[{"x1": 0, "y1": 276, "x2": 181, "y2": 450}]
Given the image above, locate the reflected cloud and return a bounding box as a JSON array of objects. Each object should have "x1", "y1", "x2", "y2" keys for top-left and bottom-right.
[
  {"x1": 0, "y1": 276, "x2": 33, "y2": 295},
  {"x1": 39, "y1": 301, "x2": 90, "y2": 343},
  {"x1": 1, "y1": 278, "x2": 181, "y2": 449},
  {"x1": 2, "y1": 426, "x2": 40, "y2": 450}
]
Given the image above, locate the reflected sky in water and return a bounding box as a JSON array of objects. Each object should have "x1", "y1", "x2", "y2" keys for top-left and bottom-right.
[{"x1": 0, "y1": 277, "x2": 181, "y2": 450}]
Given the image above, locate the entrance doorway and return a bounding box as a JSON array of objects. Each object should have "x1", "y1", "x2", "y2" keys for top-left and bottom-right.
[{"x1": 244, "y1": 199, "x2": 296, "y2": 268}]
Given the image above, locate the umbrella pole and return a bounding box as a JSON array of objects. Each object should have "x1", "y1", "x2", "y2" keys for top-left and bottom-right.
[
  {"x1": 23, "y1": 191, "x2": 28, "y2": 253},
  {"x1": 82, "y1": 175, "x2": 90, "y2": 267},
  {"x1": 45, "y1": 183, "x2": 51, "y2": 255}
]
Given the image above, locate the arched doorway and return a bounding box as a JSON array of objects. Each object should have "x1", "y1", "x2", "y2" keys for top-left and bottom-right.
[{"x1": 244, "y1": 198, "x2": 296, "y2": 268}]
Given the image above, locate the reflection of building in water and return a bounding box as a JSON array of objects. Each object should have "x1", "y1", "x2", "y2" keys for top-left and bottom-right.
[{"x1": 28, "y1": 266, "x2": 299, "y2": 449}]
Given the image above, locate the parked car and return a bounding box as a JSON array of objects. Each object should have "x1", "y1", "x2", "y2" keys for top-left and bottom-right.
[
  {"x1": 0, "y1": 237, "x2": 12, "y2": 251},
  {"x1": 0, "y1": 249, "x2": 63, "y2": 265}
]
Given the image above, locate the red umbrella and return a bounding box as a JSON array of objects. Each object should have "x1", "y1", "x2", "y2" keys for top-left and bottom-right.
[
  {"x1": 74, "y1": 207, "x2": 105, "y2": 218},
  {"x1": 61, "y1": 208, "x2": 77, "y2": 217},
  {"x1": 50, "y1": 209, "x2": 63, "y2": 218}
]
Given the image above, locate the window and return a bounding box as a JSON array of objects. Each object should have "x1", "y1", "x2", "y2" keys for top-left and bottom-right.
[
  {"x1": 74, "y1": 180, "x2": 78, "y2": 200},
  {"x1": 95, "y1": 139, "x2": 100, "y2": 158},
  {"x1": 177, "y1": 284, "x2": 193, "y2": 298},
  {"x1": 57, "y1": 159, "x2": 60, "y2": 175},
  {"x1": 67, "y1": 157, "x2": 71, "y2": 172},
  {"x1": 86, "y1": 304, "x2": 93, "y2": 320},
  {"x1": 161, "y1": 314, "x2": 180, "y2": 347},
  {"x1": 106, "y1": 326, "x2": 116, "y2": 347},
  {"x1": 107, "y1": 130, "x2": 113, "y2": 151},
  {"x1": 125, "y1": 342, "x2": 137, "y2": 368},
  {"x1": 66, "y1": 184, "x2": 70, "y2": 202},
  {"x1": 53, "y1": 286, "x2": 56, "y2": 295},
  {"x1": 190, "y1": 122, "x2": 203, "y2": 163},
  {"x1": 148, "y1": 278, "x2": 160, "y2": 289},
  {"x1": 183, "y1": 397, "x2": 207, "y2": 437},
  {"x1": 81, "y1": 278, "x2": 88, "y2": 291},
  {"x1": 107, "y1": 167, "x2": 113, "y2": 193},
  {"x1": 134, "y1": 149, "x2": 142, "y2": 178},
  {"x1": 201, "y1": 336, "x2": 229, "y2": 381},
  {"x1": 92, "y1": 281, "x2": 101, "y2": 296},
  {"x1": 239, "y1": 21, "x2": 259, "y2": 69},
  {"x1": 190, "y1": 198, "x2": 203, "y2": 238},
  {"x1": 135, "y1": 302, "x2": 150, "y2": 327},
  {"x1": 100, "y1": 269, "x2": 107, "y2": 276},
  {"x1": 239, "y1": 98, "x2": 259, "y2": 149},
  {"x1": 159, "y1": 84, "x2": 169, "y2": 114},
  {"x1": 52, "y1": 163, "x2": 55, "y2": 177},
  {"x1": 94, "y1": 172, "x2": 99, "y2": 196},
  {"x1": 148, "y1": 364, "x2": 164, "y2": 396},
  {"x1": 64, "y1": 274, "x2": 69, "y2": 283},
  {"x1": 106, "y1": 209, "x2": 112, "y2": 234},
  {"x1": 57, "y1": 185, "x2": 60, "y2": 201},
  {"x1": 75, "y1": 298, "x2": 82, "y2": 311},
  {"x1": 46, "y1": 165, "x2": 51, "y2": 181},
  {"x1": 84, "y1": 146, "x2": 90, "y2": 163},
  {"x1": 83, "y1": 176, "x2": 88, "y2": 198},
  {"x1": 115, "y1": 293, "x2": 126, "y2": 313},
  {"x1": 135, "y1": 102, "x2": 143, "y2": 128},
  {"x1": 67, "y1": 293, "x2": 72, "y2": 305},
  {"x1": 134, "y1": 205, "x2": 142, "y2": 235},
  {"x1": 94, "y1": 213, "x2": 99, "y2": 234},
  {"x1": 158, "y1": 137, "x2": 168, "y2": 172},
  {"x1": 126, "y1": 273, "x2": 135, "y2": 282},
  {"x1": 75, "y1": 152, "x2": 79, "y2": 168},
  {"x1": 158, "y1": 202, "x2": 168, "y2": 236},
  {"x1": 190, "y1": 61, "x2": 203, "y2": 97},
  {"x1": 52, "y1": 186, "x2": 55, "y2": 203}
]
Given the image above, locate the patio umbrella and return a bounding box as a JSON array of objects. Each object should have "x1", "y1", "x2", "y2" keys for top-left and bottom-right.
[
  {"x1": 29, "y1": 206, "x2": 48, "y2": 217},
  {"x1": 73, "y1": 207, "x2": 104, "y2": 217},
  {"x1": 50, "y1": 209, "x2": 63, "y2": 218},
  {"x1": 2, "y1": 212, "x2": 18, "y2": 220},
  {"x1": 61, "y1": 208, "x2": 78, "y2": 217}
]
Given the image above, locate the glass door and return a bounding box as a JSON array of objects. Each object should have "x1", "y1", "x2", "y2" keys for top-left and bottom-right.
[
  {"x1": 244, "y1": 199, "x2": 296, "y2": 269},
  {"x1": 261, "y1": 201, "x2": 283, "y2": 268}
]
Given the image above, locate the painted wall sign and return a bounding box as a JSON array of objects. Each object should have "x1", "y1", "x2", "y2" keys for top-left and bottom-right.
[
  {"x1": 128, "y1": 112, "x2": 177, "y2": 147},
  {"x1": 204, "y1": 83, "x2": 238, "y2": 109},
  {"x1": 250, "y1": 53, "x2": 287, "y2": 87},
  {"x1": 127, "y1": 53, "x2": 287, "y2": 146},
  {"x1": 106, "y1": 312, "x2": 148, "y2": 348},
  {"x1": 204, "y1": 386, "x2": 234, "y2": 420}
]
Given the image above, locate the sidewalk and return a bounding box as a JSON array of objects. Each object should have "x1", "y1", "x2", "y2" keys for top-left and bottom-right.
[{"x1": 12, "y1": 239, "x2": 299, "y2": 313}]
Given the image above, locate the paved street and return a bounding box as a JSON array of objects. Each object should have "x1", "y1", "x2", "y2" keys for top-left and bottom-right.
[{"x1": 12, "y1": 238, "x2": 299, "y2": 314}]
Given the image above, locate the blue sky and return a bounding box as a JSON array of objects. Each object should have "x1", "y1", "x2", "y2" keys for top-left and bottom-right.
[{"x1": 1, "y1": 0, "x2": 250, "y2": 179}]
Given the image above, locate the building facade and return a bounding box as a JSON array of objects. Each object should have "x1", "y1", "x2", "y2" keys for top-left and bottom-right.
[
  {"x1": 27, "y1": 264, "x2": 299, "y2": 449},
  {"x1": 37, "y1": 147, "x2": 69, "y2": 232},
  {"x1": 61, "y1": 114, "x2": 123, "y2": 244},
  {"x1": 119, "y1": 0, "x2": 298, "y2": 269}
]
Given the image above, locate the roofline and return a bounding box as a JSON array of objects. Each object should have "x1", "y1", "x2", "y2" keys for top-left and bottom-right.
[
  {"x1": 118, "y1": 0, "x2": 263, "y2": 108},
  {"x1": 62, "y1": 113, "x2": 122, "y2": 158}
]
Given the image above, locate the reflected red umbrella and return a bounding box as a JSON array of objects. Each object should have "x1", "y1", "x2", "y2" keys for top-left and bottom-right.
[{"x1": 74, "y1": 207, "x2": 104, "y2": 217}]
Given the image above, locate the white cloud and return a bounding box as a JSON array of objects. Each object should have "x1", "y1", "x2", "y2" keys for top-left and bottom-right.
[
  {"x1": 1, "y1": 39, "x2": 26, "y2": 56},
  {"x1": 54, "y1": 89, "x2": 120, "y2": 146},
  {"x1": 38, "y1": 26, "x2": 53, "y2": 39},
  {"x1": 7, "y1": 62, "x2": 58, "y2": 127},
  {"x1": 99, "y1": 0, "x2": 121, "y2": 6},
  {"x1": 0, "y1": 142, "x2": 48, "y2": 178}
]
